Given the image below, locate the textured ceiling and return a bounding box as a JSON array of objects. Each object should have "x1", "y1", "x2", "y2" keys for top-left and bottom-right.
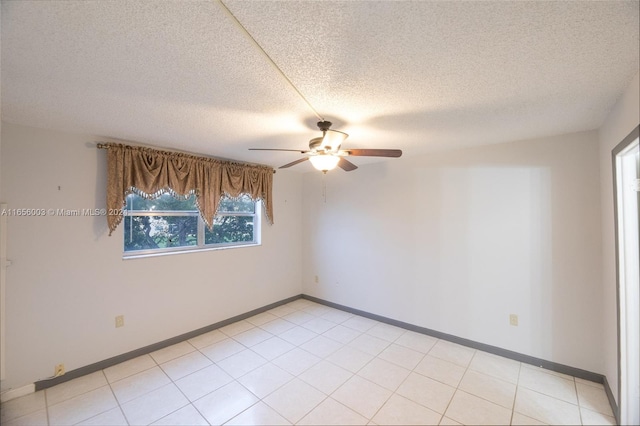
[{"x1": 2, "y1": 0, "x2": 639, "y2": 171}]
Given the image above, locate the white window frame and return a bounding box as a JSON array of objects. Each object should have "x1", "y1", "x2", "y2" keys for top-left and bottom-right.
[{"x1": 122, "y1": 194, "x2": 261, "y2": 259}]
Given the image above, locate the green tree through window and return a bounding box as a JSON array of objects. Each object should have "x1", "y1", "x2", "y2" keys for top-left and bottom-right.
[{"x1": 123, "y1": 193, "x2": 259, "y2": 255}]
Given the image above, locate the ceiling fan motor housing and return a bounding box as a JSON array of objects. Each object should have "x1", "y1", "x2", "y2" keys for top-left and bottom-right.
[{"x1": 317, "y1": 121, "x2": 332, "y2": 131}]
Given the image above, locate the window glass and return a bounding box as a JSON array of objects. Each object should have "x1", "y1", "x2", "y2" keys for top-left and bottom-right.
[{"x1": 123, "y1": 193, "x2": 259, "y2": 256}]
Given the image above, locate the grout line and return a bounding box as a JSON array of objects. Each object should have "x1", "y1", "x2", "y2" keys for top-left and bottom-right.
[
  {"x1": 509, "y1": 362, "x2": 522, "y2": 425},
  {"x1": 43, "y1": 386, "x2": 51, "y2": 426}
]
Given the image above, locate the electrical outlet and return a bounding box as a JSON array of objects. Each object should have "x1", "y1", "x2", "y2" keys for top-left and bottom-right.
[
  {"x1": 115, "y1": 315, "x2": 124, "y2": 328},
  {"x1": 314, "y1": 275, "x2": 319, "y2": 284},
  {"x1": 54, "y1": 364, "x2": 65, "y2": 377},
  {"x1": 509, "y1": 314, "x2": 519, "y2": 326}
]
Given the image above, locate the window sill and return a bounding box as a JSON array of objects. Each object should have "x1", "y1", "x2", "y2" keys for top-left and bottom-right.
[{"x1": 122, "y1": 242, "x2": 261, "y2": 260}]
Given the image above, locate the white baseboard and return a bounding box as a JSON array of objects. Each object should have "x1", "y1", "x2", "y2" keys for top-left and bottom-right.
[{"x1": 0, "y1": 383, "x2": 36, "y2": 403}]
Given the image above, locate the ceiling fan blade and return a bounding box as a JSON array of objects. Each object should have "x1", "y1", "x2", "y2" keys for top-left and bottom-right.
[
  {"x1": 279, "y1": 157, "x2": 309, "y2": 169},
  {"x1": 338, "y1": 157, "x2": 358, "y2": 171},
  {"x1": 249, "y1": 148, "x2": 309, "y2": 153},
  {"x1": 344, "y1": 149, "x2": 402, "y2": 158}
]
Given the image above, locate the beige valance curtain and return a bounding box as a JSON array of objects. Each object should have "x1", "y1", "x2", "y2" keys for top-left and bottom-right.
[{"x1": 104, "y1": 143, "x2": 274, "y2": 236}]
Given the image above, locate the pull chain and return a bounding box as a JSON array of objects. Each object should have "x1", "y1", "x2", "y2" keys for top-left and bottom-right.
[{"x1": 322, "y1": 172, "x2": 327, "y2": 203}]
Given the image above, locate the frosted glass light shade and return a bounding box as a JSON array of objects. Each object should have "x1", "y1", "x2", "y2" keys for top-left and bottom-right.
[
  {"x1": 322, "y1": 130, "x2": 348, "y2": 151},
  {"x1": 309, "y1": 155, "x2": 340, "y2": 172}
]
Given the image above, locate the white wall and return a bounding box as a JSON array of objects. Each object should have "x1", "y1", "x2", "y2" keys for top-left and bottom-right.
[
  {"x1": 0, "y1": 122, "x2": 303, "y2": 390},
  {"x1": 598, "y1": 70, "x2": 640, "y2": 406},
  {"x1": 303, "y1": 131, "x2": 603, "y2": 373}
]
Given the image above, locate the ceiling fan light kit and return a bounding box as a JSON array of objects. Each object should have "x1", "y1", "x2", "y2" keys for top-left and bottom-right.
[
  {"x1": 250, "y1": 120, "x2": 403, "y2": 172},
  {"x1": 309, "y1": 154, "x2": 341, "y2": 172},
  {"x1": 221, "y1": 1, "x2": 403, "y2": 173}
]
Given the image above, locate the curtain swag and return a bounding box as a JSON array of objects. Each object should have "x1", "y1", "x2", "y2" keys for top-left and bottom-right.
[{"x1": 104, "y1": 143, "x2": 274, "y2": 236}]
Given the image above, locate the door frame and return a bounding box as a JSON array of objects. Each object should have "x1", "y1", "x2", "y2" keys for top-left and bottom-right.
[{"x1": 613, "y1": 124, "x2": 640, "y2": 424}]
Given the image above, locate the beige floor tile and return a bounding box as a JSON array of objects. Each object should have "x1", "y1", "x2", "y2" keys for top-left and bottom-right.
[
  {"x1": 287, "y1": 299, "x2": 315, "y2": 310},
  {"x1": 575, "y1": 377, "x2": 605, "y2": 389},
  {"x1": 427, "y1": 340, "x2": 475, "y2": 368},
  {"x1": 358, "y1": 357, "x2": 411, "y2": 391},
  {"x1": 332, "y1": 375, "x2": 392, "y2": 419},
  {"x1": 246, "y1": 311, "x2": 280, "y2": 327},
  {"x1": 580, "y1": 406, "x2": 616, "y2": 425},
  {"x1": 279, "y1": 326, "x2": 318, "y2": 346},
  {"x1": 238, "y1": 363, "x2": 294, "y2": 398},
  {"x1": 77, "y1": 407, "x2": 128, "y2": 426},
  {"x1": 372, "y1": 394, "x2": 442, "y2": 425},
  {"x1": 342, "y1": 316, "x2": 378, "y2": 332},
  {"x1": 0, "y1": 391, "x2": 46, "y2": 423},
  {"x1": 226, "y1": 401, "x2": 291, "y2": 425},
  {"x1": 323, "y1": 324, "x2": 362, "y2": 344},
  {"x1": 267, "y1": 305, "x2": 298, "y2": 318},
  {"x1": 48, "y1": 385, "x2": 118, "y2": 425},
  {"x1": 187, "y1": 329, "x2": 226, "y2": 349},
  {"x1": 217, "y1": 349, "x2": 267, "y2": 379},
  {"x1": 378, "y1": 343, "x2": 425, "y2": 370},
  {"x1": 110, "y1": 366, "x2": 171, "y2": 404},
  {"x1": 520, "y1": 363, "x2": 575, "y2": 381},
  {"x1": 192, "y1": 381, "x2": 259, "y2": 425},
  {"x1": 299, "y1": 360, "x2": 353, "y2": 394},
  {"x1": 233, "y1": 327, "x2": 273, "y2": 347},
  {"x1": 174, "y1": 364, "x2": 233, "y2": 402},
  {"x1": 263, "y1": 378, "x2": 326, "y2": 423},
  {"x1": 120, "y1": 383, "x2": 188, "y2": 425},
  {"x1": 199, "y1": 338, "x2": 245, "y2": 363},
  {"x1": 518, "y1": 366, "x2": 577, "y2": 404},
  {"x1": 469, "y1": 351, "x2": 521, "y2": 384},
  {"x1": 326, "y1": 346, "x2": 374, "y2": 373},
  {"x1": 576, "y1": 382, "x2": 615, "y2": 416},
  {"x1": 149, "y1": 341, "x2": 196, "y2": 365},
  {"x1": 445, "y1": 390, "x2": 512, "y2": 425},
  {"x1": 1, "y1": 408, "x2": 48, "y2": 426},
  {"x1": 302, "y1": 304, "x2": 335, "y2": 317},
  {"x1": 159, "y1": 350, "x2": 212, "y2": 381},
  {"x1": 259, "y1": 318, "x2": 297, "y2": 335},
  {"x1": 396, "y1": 372, "x2": 456, "y2": 414},
  {"x1": 322, "y1": 309, "x2": 355, "y2": 324},
  {"x1": 514, "y1": 387, "x2": 581, "y2": 425},
  {"x1": 220, "y1": 320, "x2": 255, "y2": 337},
  {"x1": 272, "y1": 348, "x2": 321, "y2": 375},
  {"x1": 366, "y1": 323, "x2": 406, "y2": 342},
  {"x1": 251, "y1": 336, "x2": 296, "y2": 360},
  {"x1": 395, "y1": 331, "x2": 438, "y2": 354},
  {"x1": 300, "y1": 335, "x2": 343, "y2": 358},
  {"x1": 438, "y1": 416, "x2": 462, "y2": 425},
  {"x1": 510, "y1": 412, "x2": 547, "y2": 425},
  {"x1": 348, "y1": 333, "x2": 391, "y2": 356},
  {"x1": 282, "y1": 311, "x2": 316, "y2": 326},
  {"x1": 302, "y1": 317, "x2": 338, "y2": 334},
  {"x1": 104, "y1": 355, "x2": 157, "y2": 383},
  {"x1": 458, "y1": 369, "x2": 516, "y2": 409},
  {"x1": 299, "y1": 397, "x2": 369, "y2": 425},
  {"x1": 46, "y1": 371, "x2": 108, "y2": 406},
  {"x1": 414, "y1": 354, "x2": 466, "y2": 387},
  {"x1": 151, "y1": 404, "x2": 208, "y2": 425}
]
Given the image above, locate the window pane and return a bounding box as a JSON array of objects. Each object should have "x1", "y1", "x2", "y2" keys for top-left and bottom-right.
[
  {"x1": 126, "y1": 193, "x2": 198, "y2": 211},
  {"x1": 218, "y1": 194, "x2": 255, "y2": 213},
  {"x1": 204, "y1": 215, "x2": 254, "y2": 245},
  {"x1": 124, "y1": 215, "x2": 198, "y2": 251}
]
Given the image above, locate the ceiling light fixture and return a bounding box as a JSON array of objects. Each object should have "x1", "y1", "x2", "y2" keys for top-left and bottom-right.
[{"x1": 309, "y1": 154, "x2": 340, "y2": 173}]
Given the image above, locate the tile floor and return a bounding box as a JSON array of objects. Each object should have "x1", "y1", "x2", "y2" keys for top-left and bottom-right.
[{"x1": 1, "y1": 299, "x2": 617, "y2": 425}]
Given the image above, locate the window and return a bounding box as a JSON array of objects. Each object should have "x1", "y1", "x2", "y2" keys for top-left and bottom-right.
[{"x1": 123, "y1": 193, "x2": 260, "y2": 257}]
